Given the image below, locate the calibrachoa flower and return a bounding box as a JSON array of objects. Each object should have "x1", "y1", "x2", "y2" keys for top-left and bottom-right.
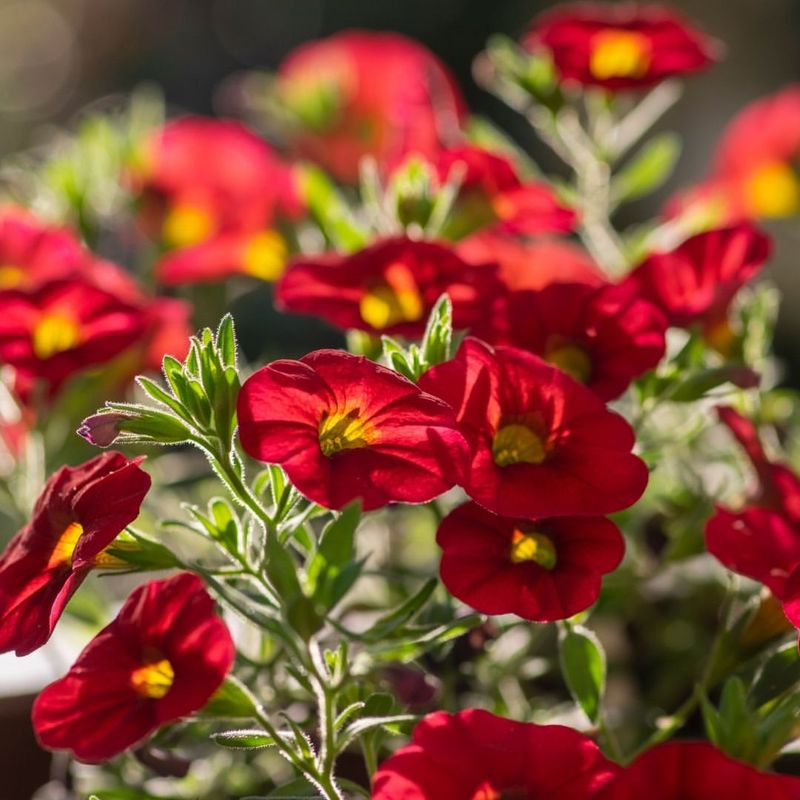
[
  {"x1": 418, "y1": 338, "x2": 649, "y2": 518},
  {"x1": 595, "y1": 740, "x2": 800, "y2": 799},
  {"x1": 437, "y1": 501, "x2": 624, "y2": 621},
  {"x1": 523, "y1": 3, "x2": 717, "y2": 91},
  {"x1": 276, "y1": 237, "x2": 504, "y2": 338},
  {"x1": 275, "y1": 30, "x2": 466, "y2": 183},
  {"x1": 32, "y1": 572, "x2": 235, "y2": 763},
  {"x1": 237, "y1": 350, "x2": 467, "y2": 511},
  {"x1": 622, "y1": 223, "x2": 771, "y2": 350},
  {"x1": 372, "y1": 709, "x2": 620, "y2": 799},
  {"x1": 478, "y1": 282, "x2": 667, "y2": 401},
  {"x1": 431, "y1": 145, "x2": 576, "y2": 237},
  {"x1": 131, "y1": 116, "x2": 298, "y2": 284},
  {"x1": 0, "y1": 452, "x2": 150, "y2": 656},
  {"x1": 457, "y1": 231, "x2": 605, "y2": 291},
  {"x1": 0, "y1": 279, "x2": 148, "y2": 396},
  {"x1": 706, "y1": 407, "x2": 800, "y2": 599}
]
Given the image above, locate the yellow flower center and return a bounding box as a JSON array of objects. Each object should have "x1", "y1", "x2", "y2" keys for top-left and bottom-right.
[
  {"x1": 744, "y1": 161, "x2": 800, "y2": 218},
  {"x1": 162, "y1": 203, "x2": 215, "y2": 248},
  {"x1": 545, "y1": 343, "x2": 592, "y2": 384},
  {"x1": 319, "y1": 408, "x2": 375, "y2": 457},
  {"x1": 32, "y1": 313, "x2": 81, "y2": 359},
  {"x1": 130, "y1": 657, "x2": 175, "y2": 700},
  {"x1": 242, "y1": 230, "x2": 288, "y2": 280},
  {"x1": 359, "y1": 262, "x2": 424, "y2": 330},
  {"x1": 590, "y1": 29, "x2": 652, "y2": 80},
  {"x1": 509, "y1": 527, "x2": 557, "y2": 569},
  {"x1": 0, "y1": 265, "x2": 23, "y2": 288},
  {"x1": 492, "y1": 423, "x2": 547, "y2": 467},
  {"x1": 47, "y1": 521, "x2": 84, "y2": 569}
]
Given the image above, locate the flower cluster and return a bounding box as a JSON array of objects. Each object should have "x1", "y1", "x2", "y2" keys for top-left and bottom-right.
[{"x1": 1, "y1": 2, "x2": 799, "y2": 799}]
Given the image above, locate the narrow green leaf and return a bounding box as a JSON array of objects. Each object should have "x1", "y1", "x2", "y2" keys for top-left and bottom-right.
[
  {"x1": 611, "y1": 133, "x2": 681, "y2": 206},
  {"x1": 361, "y1": 579, "x2": 438, "y2": 642},
  {"x1": 212, "y1": 729, "x2": 275, "y2": 750},
  {"x1": 558, "y1": 625, "x2": 606, "y2": 723},
  {"x1": 750, "y1": 643, "x2": 800, "y2": 709}
]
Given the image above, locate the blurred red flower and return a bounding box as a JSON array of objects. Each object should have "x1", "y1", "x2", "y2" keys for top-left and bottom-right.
[
  {"x1": 621, "y1": 223, "x2": 771, "y2": 350},
  {"x1": 457, "y1": 231, "x2": 605, "y2": 291},
  {"x1": 275, "y1": 30, "x2": 466, "y2": 183},
  {"x1": 478, "y1": 282, "x2": 666, "y2": 400},
  {"x1": 32, "y1": 572, "x2": 234, "y2": 763},
  {"x1": 237, "y1": 350, "x2": 467, "y2": 511},
  {"x1": 430, "y1": 145, "x2": 576, "y2": 237},
  {"x1": 596, "y1": 740, "x2": 800, "y2": 799},
  {"x1": 523, "y1": 3, "x2": 717, "y2": 91},
  {"x1": 132, "y1": 117, "x2": 298, "y2": 284},
  {"x1": 437, "y1": 501, "x2": 624, "y2": 621},
  {"x1": 372, "y1": 708, "x2": 620, "y2": 799},
  {"x1": 418, "y1": 338, "x2": 648, "y2": 518},
  {"x1": 276, "y1": 237, "x2": 504, "y2": 338},
  {"x1": 0, "y1": 452, "x2": 150, "y2": 656},
  {"x1": 0, "y1": 279, "x2": 149, "y2": 396}
]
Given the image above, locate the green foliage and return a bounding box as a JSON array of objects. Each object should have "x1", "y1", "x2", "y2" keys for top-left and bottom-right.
[{"x1": 558, "y1": 624, "x2": 606, "y2": 724}]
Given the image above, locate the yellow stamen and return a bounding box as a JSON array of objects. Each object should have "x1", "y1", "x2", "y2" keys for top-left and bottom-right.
[
  {"x1": 545, "y1": 343, "x2": 592, "y2": 384},
  {"x1": 319, "y1": 408, "x2": 375, "y2": 457},
  {"x1": 242, "y1": 230, "x2": 287, "y2": 280},
  {"x1": 492, "y1": 423, "x2": 547, "y2": 467},
  {"x1": 509, "y1": 527, "x2": 557, "y2": 569},
  {"x1": 162, "y1": 204, "x2": 214, "y2": 248},
  {"x1": 0, "y1": 265, "x2": 23, "y2": 288},
  {"x1": 32, "y1": 313, "x2": 81, "y2": 359},
  {"x1": 47, "y1": 521, "x2": 84, "y2": 569},
  {"x1": 744, "y1": 161, "x2": 800, "y2": 218},
  {"x1": 590, "y1": 29, "x2": 651, "y2": 80},
  {"x1": 359, "y1": 262, "x2": 424, "y2": 330},
  {"x1": 130, "y1": 658, "x2": 175, "y2": 700}
]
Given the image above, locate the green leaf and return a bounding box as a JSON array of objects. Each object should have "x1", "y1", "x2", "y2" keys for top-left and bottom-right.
[
  {"x1": 611, "y1": 133, "x2": 681, "y2": 206},
  {"x1": 216, "y1": 314, "x2": 238, "y2": 369},
  {"x1": 361, "y1": 580, "x2": 438, "y2": 642},
  {"x1": 265, "y1": 532, "x2": 302, "y2": 602},
  {"x1": 668, "y1": 365, "x2": 760, "y2": 402},
  {"x1": 199, "y1": 675, "x2": 259, "y2": 719},
  {"x1": 318, "y1": 502, "x2": 361, "y2": 565},
  {"x1": 750, "y1": 644, "x2": 800, "y2": 709},
  {"x1": 266, "y1": 777, "x2": 318, "y2": 797},
  {"x1": 420, "y1": 294, "x2": 453, "y2": 371},
  {"x1": 212, "y1": 729, "x2": 275, "y2": 750},
  {"x1": 558, "y1": 625, "x2": 606, "y2": 724},
  {"x1": 301, "y1": 165, "x2": 368, "y2": 251}
]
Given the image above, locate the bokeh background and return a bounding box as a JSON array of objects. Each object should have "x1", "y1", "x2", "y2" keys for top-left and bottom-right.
[{"x1": 0, "y1": 1, "x2": 798, "y2": 797}]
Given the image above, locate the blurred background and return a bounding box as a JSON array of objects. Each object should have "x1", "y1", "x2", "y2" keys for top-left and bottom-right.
[{"x1": 0, "y1": 0, "x2": 798, "y2": 796}]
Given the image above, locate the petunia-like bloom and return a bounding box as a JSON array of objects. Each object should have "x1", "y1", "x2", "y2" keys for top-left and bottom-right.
[
  {"x1": 0, "y1": 279, "x2": 148, "y2": 396},
  {"x1": 523, "y1": 3, "x2": 717, "y2": 91},
  {"x1": 418, "y1": 338, "x2": 649, "y2": 518},
  {"x1": 595, "y1": 740, "x2": 800, "y2": 799},
  {"x1": 430, "y1": 145, "x2": 576, "y2": 238},
  {"x1": 275, "y1": 30, "x2": 466, "y2": 183},
  {"x1": 372, "y1": 708, "x2": 620, "y2": 799},
  {"x1": 236, "y1": 350, "x2": 467, "y2": 511},
  {"x1": 32, "y1": 572, "x2": 235, "y2": 763},
  {"x1": 437, "y1": 501, "x2": 624, "y2": 621},
  {"x1": 457, "y1": 231, "x2": 605, "y2": 292},
  {"x1": 131, "y1": 116, "x2": 298, "y2": 285},
  {"x1": 621, "y1": 223, "x2": 771, "y2": 351},
  {"x1": 478, "y1": 282, "x2": 667, "y2": 401},
  {"x1": 705, "y1": 407, "x2": 800, "y2": 600},
  {"x1": 0, "y1": 452, "x2": 151, "y2": 656},
  {"x1": 275, "y1": 237, "x2": 504, "y2": 338}
]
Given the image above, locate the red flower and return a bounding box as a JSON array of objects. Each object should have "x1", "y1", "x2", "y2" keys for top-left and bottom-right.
[
  {"x1": 32, "y1": 572, "x2": 234, "y2": 763},
  {"x1": 276, "y1": 237, "x2": 504, "y2": 338},
  {"x1": 0, "y1": 453, "x2": 150, "y2": 656},
  {"x1": 595, "y1": 740, "x2": 800, "y2": 799},
  {"x1": 622, "y1": 223, "x2": 771, "y2": 348},
  {"x1": 372, "y1": 708, "x2": 620, "y2": 799},
  {"x1": 275, "y1": 30, "x2": 466, "y2": 183},
  {"x1": 523, "y1": 3, "x2": 717, "y2": 91},
  {"x1": 237, "y1": 350, "x2": 467, "y2": 511},
  {"x1": 431, "y1": 145, "x2": 576, "y2": 237},
  {"x1": 418, "y1": 338, "x2": 648, "y2": 518},
  {"x1": 0, "y1": 279, "x2": 149, "y2": 396},
  {"x1": 457, "y1": 231, "x2": 605, "y2": 291},
  {"x1": 479, "y1": 282, "x2": 666, "y2": 401},
  {"x1": 437, "y1": 501, "x2": 624, "y2": 621},
  {"x1": 705, "y1": 407, "x2": 800, "y2": 600},
  {"x1": 132, "y1": 117, "x2": 297, "y2": 284}
]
